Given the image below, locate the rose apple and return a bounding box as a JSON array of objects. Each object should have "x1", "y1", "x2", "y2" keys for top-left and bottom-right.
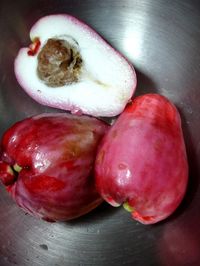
[
  {"x1": 0, "y1": 113, "x2": 108, "y2": 222},
  {"x1": 95, "y1": 94, "x2": 188, "y2": 224},
  {"x1": 14, "y1": 14, "x2": 137, "y2": 117}
]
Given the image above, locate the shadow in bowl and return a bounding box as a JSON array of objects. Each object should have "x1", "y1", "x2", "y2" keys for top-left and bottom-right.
[
  {"x1": 134, "y1": 67, "x2": 159, "y2": 96},
  {"x1": 176, "y1": 106, "x2": 199, "y2": 208},
  {"x1": 64, "y1": 201, "x2": 120, "y2": 227}
]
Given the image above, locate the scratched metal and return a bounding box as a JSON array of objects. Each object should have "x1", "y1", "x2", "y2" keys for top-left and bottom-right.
[{"x1": 1, "y1": 0, "x2": 200, "y2": 265}]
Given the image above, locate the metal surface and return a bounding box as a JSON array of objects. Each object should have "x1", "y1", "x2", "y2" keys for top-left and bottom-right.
[{"x1": 0, "y1": 0, "x2": 200, "y2": 265}]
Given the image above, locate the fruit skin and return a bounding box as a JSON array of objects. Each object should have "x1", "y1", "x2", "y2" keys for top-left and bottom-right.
[
  {"x1": 14, "y1": 14, "x2": 137, "y2": 117},
  {"x1": 95, "y1": 94, "x2": 188, "y2": 224},
  {"x1": 0, "y1": 113, "x2": 108, "y2": 222}
]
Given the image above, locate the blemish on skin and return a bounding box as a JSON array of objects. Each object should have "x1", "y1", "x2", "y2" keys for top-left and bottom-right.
[
  {"x1": 39, "y1": 244, "x2": 48, "y2": 251},
  {"x1": 118, "y1": 163, "x2": 127, "y2": 170}
]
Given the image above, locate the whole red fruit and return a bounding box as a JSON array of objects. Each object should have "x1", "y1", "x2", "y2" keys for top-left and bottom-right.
[
  {"x1": 95, "y1": 94, "x2": 188, "y2": 224},
  {"x1": 0, "y1": 113, "x2": 108, "y2": 222}
]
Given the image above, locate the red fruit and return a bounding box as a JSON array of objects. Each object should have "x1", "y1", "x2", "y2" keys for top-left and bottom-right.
[
  {"x1": 0, "y1": 113, "x2": 108, "y2": 222},
  {"x1": 95, "y1": 94, "x2": 188, "y2": 224}
]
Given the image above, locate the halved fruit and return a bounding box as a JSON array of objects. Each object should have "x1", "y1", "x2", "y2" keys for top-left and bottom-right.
[{"x1": 14, "y1": 14, "x2": 137, "y2": 117}]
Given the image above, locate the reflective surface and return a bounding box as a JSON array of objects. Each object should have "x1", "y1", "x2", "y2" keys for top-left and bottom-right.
[{"x1": 1, "y1": 0, "x2": 200, "y2": 265}]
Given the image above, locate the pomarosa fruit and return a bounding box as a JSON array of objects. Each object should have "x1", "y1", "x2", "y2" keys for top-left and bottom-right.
[
  {"x1": 14, "y1": 14, "x2": 137, "y2": 117},
  {"x1": 0, "y1": 113, "x2": 108, "y2": 222},
  {"x1": 95, "y1": 94, "x2": 188, "y2": 224}
]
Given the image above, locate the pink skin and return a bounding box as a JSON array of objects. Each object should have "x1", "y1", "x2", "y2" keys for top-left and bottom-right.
[
  {"x1": 0, "y1": 113, "x2": 108, "y2": 222},
  {"x1": 95, "y1": 94, "x2": 188, "y2": 224},
  {"x1": 14, "y1": 14, "x2": 137, "y2": 117}
]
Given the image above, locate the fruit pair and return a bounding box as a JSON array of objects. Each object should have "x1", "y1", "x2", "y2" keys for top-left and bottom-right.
[{"x1": 0, "y1": 94, "x2": 188, "y2": 224}]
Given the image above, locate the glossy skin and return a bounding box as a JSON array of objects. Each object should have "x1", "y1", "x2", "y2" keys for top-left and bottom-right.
[
  {"x1": 95, "y1": 94, "x2": 188, "y2": 224},
  {"x1": 0, "y1": 113, "x2": 108, "y2": 222}
]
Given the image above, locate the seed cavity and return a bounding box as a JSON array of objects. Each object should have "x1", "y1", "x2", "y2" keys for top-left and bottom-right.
[{"x1": 37, "y1": 38, "x2": 83, "y2": 87}]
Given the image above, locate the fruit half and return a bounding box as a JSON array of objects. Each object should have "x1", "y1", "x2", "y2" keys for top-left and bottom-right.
[{"x1": 14, "y1": 14, "x2": 137, "y2": 117}]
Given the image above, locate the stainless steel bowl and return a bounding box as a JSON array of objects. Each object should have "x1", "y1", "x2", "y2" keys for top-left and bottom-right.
[{"x1": 1, "y1": 0, "x2": 200, "y2": 265}]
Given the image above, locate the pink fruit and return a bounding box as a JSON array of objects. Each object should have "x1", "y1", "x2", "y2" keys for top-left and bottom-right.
[
  {"x1": 14, "y1": 14, "x2": 137, "y2": 117},
  {"x1": 95, "y1": 94, "x2": 188, "y2": 224},
  {"x1": 0, "y1": 113, "x2": 108, "y2": 222}
]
